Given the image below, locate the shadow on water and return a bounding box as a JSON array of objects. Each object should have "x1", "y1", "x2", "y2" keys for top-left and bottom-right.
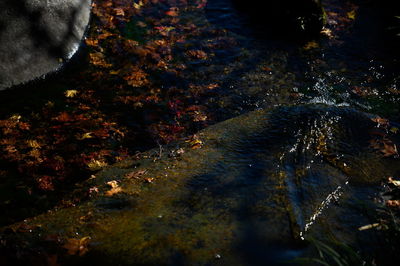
[{"x1": 168, "y1": 106, "x2": 380, "y2": 264}]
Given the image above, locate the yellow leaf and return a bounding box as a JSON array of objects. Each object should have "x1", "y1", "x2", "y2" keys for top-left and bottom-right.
[
  {"x1": 28, "y1": 149, "x2": 42, "y2": 160},
  {"x1": 10, "y1": 114, "x2": 21, "y2": 122},
  {"x1": 303, "y1": 41, "x2": 319, "y2": 50},
  {"x1": 65, "y1": 90, "x2": 78, "y2": 98},
  {"x1": 87, "y1": 159, "x2": 108, "y2": 170},
  {"x1": 107, "y1": 180, "x2": 119, "y2": 188},
  {"x1": 320, "y1": 28, "x2": 334, "y2": 38},
  {"x1": 89, "y1": 52, "x2": 112, "y2": 68},
  {"x1": 114, "y1": 8, "x2": 125, "y2": 16},
  {"x1": 105, "y1": 180, "x2": 122, "y2": 196},
  {"x1": 358, "y1": 223, "x2": 379, "y2": 231},
  {"x1": 388, "y1": 177, "x2": 400, "y2": 187},
  {"x1": 26, "y1": 140, "x2": 41, "y2": 149},
  {"x1": 347, "y1": 10, "x2": 356, "y2": 20},
  {"x1": 144, "y1": 177, "x2": 154, "y2": 183},
  {"x1": 133, "y1": 0, "x2": 144, "y2": 9},
  {"x1": 186, "y1": 135, "x2": 203, "y2": 149},
  {"x1": 76, "y1": 132, "x2": 94, "y2": 140}
]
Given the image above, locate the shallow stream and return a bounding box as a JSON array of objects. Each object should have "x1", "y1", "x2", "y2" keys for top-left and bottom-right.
[{"x1": 1, "y1": 0, "x2": 400, "y2": 265}]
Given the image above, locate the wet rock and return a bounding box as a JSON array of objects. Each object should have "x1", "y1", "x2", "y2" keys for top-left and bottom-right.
[
  {"x1": 1, "y1": 105, "x2": 398, "y2": 265},
  {"x1": 232, "y1": 0, "x2": 326, "y2": 37},
  {"x1": 0, "y1": 0, "x2": 91, "y2": 90}
]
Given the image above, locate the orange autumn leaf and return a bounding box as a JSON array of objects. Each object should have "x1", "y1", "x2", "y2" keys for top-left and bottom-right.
[
  {"x1": 382, "y1": 141, "x2": 398, "y2": 157},
  {"x1": 186, "y1": 50, "x2": 208, "y2": 60},
  {"x1": 54, "y1": 112, "x2": 73, "y2": 122},
  {"x1": 123, "y1": 67, "x2": 149, "y2": 87},
  {"x1": 371, "y1": 117, "x2": 389, "y2": 128},
  {"x1": 89, "y1": 52, "x2": 112, "y2": 68},
  {"x1": 206, "y1": 83, "x2": 219, "y2": 90},
  {"x1": 105, "y1": 180, "x2": 123, "y2": 196},
  {"x1": 63, "y1": 236, "x2": 90, "y2": 256},
  {"x1": 192, "y1": 111, "x2": 208, "y2": 122},
  {"x1": 85, "y1": 38, "x2": 99, "y2": 46},
  {"x1": 386, "y1": 200, "x2": 400, "y2": 208},
  {"x1": 262, "y1": 66, "x2": 272, "y2": 72},
  {"x1": 97, "y1": 31, "x2": 115, "y2": 40},
  {"x1": 303, "y1": 41, "x2": 319, "y2": 50},
  {"x1": 114, "y1": 8, "x2": 125, "y2": 16},
  {"x1": 165, "y1": 7, "x2": 179, "y2": 17},
  {"x1": 186, "y1": 135, "x2": 203, "y2": 149}
]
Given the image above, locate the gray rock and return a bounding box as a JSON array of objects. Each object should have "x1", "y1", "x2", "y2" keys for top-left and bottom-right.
[{"x1": 0, "y1": 0, "x2": 91, "y2": 90}]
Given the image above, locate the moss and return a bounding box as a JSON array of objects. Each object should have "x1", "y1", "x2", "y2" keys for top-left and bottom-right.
[{"x1": 2, "y1": 105, "x2": 398, "y2": 265}]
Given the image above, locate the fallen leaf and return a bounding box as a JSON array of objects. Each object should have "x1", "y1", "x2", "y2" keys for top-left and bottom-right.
[
  {"x1": 123, "y1": 67, "x2": 149, "y2": 87},
  {"x1": 97, "y1": 31, "x2": 114, "y2": 40},
  {"x1": 303, "y1": 41, "x2": 319, "y2": 50},
  {"x1": 321, "y1": 28, "x2": 334, "y2": 38},
  {"x1": 388, "y1": 177, "x2": 400, "y2": 187},
  {"x1": 196, "y1": 0, "x2": 208, "y2": 9},
  {"x1": 386, "y1": 200, "x2": 400, "y2": 208},
  {"x1": 165, "y1": 7, "x2": 179, "y2": 17},
  {"x1": 65, "y1": 90, "x2": 78, "y2": 98},
  {"x1": 187, "y1": 50, "x2": 208, "y2": 60},
  {"x1": 382, "y1": 141, "x2": 398, "y2": 157},
  {"x1": 85, "y1": 38, "x2": 98, "y2": 46},
  {"x1": 63, "y1": 236, "x2": 90, "y2": 256},
  {"x1": 186, "y1": 135, "x2": 203, "y2": 149},
  {"x1": 206, "y1": 83, "x2": 219, "y2": 90},
  {"x1": 133, "y1": 0, "x2": 144, "y2": 9},
  {"x1": 144, "y1": 177, "x2": 154, "y2": 183},
  {"x1": 371, "y1": 117, "x2": 389, "y2": 128},
  {"x1": 176, "y1": 148, "x2": 185, "y2": 155},
  {"x1": 125, "y1": 170, "x2": 147, "y2": 179},
  {"x1": 105, "y1": 180, "x2": 122, "y2": 196},
  {"x1": 347, "y1": 10, "x2": 356, "y2": 20},
  {"x1": 114, "y1": 8, "x2": 125, "y2": 16},
  {"x1": 192, "y1": 111, "x2": 208, "y2": 122},
  {"x1": 358, "y1": 223, "x2": 380, "y2": 231},
  {"x1": 26, "y1": 139, "x2": 41, "y2": 149},
  {"x1": 390, "y1": 127, "x2": 399, "y2": 134},
  {"x1": 89, "y1": 52, "x2": 112, "y2": 68},
  {"x1": 107, "y1": 180, "x2": 118, "y2": 188},
  {"x1": 76, "y1": 132, "x2": 94, "y2": 140},
  {"x1": 89, "y1": 187, "x2": 99, "y2": 195},
  {"x1": 155, "y1": 26, "x2": 175, "y2": 36},
  {"x1": 10, "y1": 114, "x2": 21, "y2": 122},
  {"x1": 87, "y1": 159, "x2": 108, "y2": 170}
]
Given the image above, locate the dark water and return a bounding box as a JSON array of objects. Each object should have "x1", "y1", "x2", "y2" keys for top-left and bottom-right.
[
  {"x1": 204, "y1": 0, "x2": 400, "y2": 118},
  {"x1": 1, "y1": 0, "x2": 400, "y2": 265}
]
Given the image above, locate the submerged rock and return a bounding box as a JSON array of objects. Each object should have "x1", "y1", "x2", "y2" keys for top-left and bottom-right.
[
  {"x1": 0, "y1": 105, "x2": 397, "y2": 265},
  {"x1": 232, "y1": 0, "x2": 326, "y2": 37},
  {"x1": 0, "y1": 0, "x2": 91, "y2": 90}
]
